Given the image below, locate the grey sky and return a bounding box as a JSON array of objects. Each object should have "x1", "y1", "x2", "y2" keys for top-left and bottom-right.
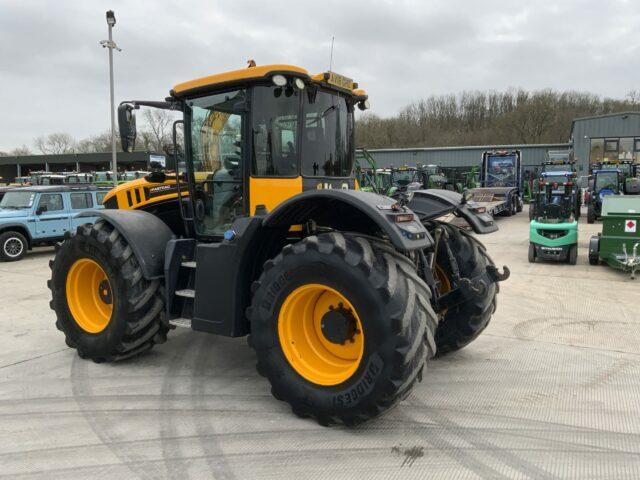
[{"x1": 1, "y1": 0, "x2": 639, "y2": 151}]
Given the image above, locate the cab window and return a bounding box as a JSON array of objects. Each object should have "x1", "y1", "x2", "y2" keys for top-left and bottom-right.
[
  {"x1": 251, "y1": 85, "x2": 299, "y2": 177},
  {"x1": 96, "y1": 192, "x2": 108, "y2": 205}
]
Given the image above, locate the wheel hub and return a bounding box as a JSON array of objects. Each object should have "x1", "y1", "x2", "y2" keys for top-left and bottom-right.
[
  {"x1": 98, "y1": 279, "x2": 112, "y2": 305},
  {"x1": 320, "y1": 305, "x2": 358, "y2": 345}
]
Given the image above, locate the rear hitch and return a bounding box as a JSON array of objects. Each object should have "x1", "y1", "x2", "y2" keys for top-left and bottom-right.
[{"x1": 487, "y1": 264, "x2": 510, "y2": 282}]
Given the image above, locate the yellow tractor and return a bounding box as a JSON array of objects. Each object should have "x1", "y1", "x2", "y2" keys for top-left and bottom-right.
[{"x1": 49, "y1": 63, "x2": 508, "y2": 425}]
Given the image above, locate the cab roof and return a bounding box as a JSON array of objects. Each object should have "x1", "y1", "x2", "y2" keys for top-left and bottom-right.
[{"x1": 171, "y1": 63, "x2": 367, "y2": 99}]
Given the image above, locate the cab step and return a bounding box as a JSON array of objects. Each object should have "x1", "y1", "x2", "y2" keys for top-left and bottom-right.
[
  {"x1": 169, "y1": 317, "x2": 192, "y2": 328},
  {"x1": 175, "y1": 288, "x2": 195, "y2": 299}
]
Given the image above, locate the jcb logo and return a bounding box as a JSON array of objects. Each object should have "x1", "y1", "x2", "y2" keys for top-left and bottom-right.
[{"x1": 315, "y1": 182, "x2": 350, "y2": 190}]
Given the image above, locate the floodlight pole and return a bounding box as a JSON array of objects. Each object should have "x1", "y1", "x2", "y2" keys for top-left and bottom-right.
[{"x1": 101, "y1": 10, "x2": 121, "y2": 188}]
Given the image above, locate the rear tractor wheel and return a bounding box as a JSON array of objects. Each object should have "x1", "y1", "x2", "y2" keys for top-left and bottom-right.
[
  {"x1": 432, "y1": 223, "x2": 500, "y2": 356},
  {"x1": 48, "y1": 221, "x2": 168, "y2": 362},
  {"x1": 248, "y1": 232, "x2": 438, "y2": 426}
]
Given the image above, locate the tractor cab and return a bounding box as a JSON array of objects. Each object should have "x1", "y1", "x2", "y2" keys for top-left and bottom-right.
[
  {"x1": 108, "y1": 64, "x2": 370, "y2": 238},
  {"x1": 418, "y1": 164, "x2": 449, "y2": 189},
  {"x1": 390, "y1": 166, "x2": 422, "y2": 193},
  {"x1": 590, "y1": 160, "x2": 638, "y2": 193},
  {"x1": 586, "y1": 168, "x2": 622, "y2": 223}
]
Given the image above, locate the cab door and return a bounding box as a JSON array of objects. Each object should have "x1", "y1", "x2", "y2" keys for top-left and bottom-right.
[
  {"x1": 34, "y1": 193, "x2": 71, "y2": 239},
  {"x1": 186, "y1": 89, "x2": 247, "y2": 238}
]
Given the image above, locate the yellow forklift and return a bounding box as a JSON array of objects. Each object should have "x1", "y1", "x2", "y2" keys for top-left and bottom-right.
[{"x1": 49, "y1": 63, "x2": 507, "y2": 425}]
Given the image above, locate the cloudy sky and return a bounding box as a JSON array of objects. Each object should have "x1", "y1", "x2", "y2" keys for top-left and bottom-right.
[{"x1": 1, "y1": 0, "x2": 639, "y2": 151}]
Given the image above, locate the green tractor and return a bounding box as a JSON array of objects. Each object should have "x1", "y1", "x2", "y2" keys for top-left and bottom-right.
[
  {"x1": 418, "y1": 164, "x2": 450, "y2": 190},
  {"x1": 589, "y1": 196, "x2": 640, "y2": 279},
  {"x1": 528, "y1": 176, "x2": 578, "y2": 265},
  {"x1": 354, "y1": 149, "x2": 388, "y2": 194}
]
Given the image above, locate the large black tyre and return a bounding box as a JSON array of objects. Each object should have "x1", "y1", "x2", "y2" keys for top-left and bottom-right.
[
  {"x1": 504, "y1": 196, "x2": 514, "y2": 217},
  {"x1": 247, "y1": 232, "x2": 437, "y2": 426},
  {"x1": 587, "y1": 204, "x2": 596, "y2": 224},
  {"x1": 48, "y1": 220, "x2": 168, "y2": 362},
  {"x1": 0, "y1": 230, "x2": 28, "y2": 262},
  {"x1": 433, "y1": 223, "x2": 498, "y2": 356}
]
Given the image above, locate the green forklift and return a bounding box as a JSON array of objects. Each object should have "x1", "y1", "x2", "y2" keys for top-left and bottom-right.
[
  {"x1": 589, "y1": 196, "x2": 640, "y2": 279},
  {"x1": 528, "y1": 176, "x2": 578, "y2": 265}
]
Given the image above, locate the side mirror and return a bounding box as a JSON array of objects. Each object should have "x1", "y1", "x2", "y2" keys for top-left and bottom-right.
[
  {"x1": 36, "y1": 205, "x2": 47, "y2": 215},
  {"x1": 118, "y1": 103, "x2": 137, "y2": 152}
]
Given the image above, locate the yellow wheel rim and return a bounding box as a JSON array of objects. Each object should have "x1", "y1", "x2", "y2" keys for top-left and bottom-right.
[
  {"x1": 65, "y1": 258, "x2": 113, "y2": 334},
  {"x1": 435, "y1": 264, "x2": 452, "y2": 315},
  {"x1": 278, "y1": 284, "x2": 364, "y2": 386},
  {"x1": 435, "y1": 264, "x2": 452, "y2": 294}
]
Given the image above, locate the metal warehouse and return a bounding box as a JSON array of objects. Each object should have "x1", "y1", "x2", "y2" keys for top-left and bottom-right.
[
  {"x1": 364, "y1": 143, "x2": 570, "y2": 172},
  {"x1": 365, "y1": 112, "x2": 640, "y2": 174},
  {"x1": 571, "y1": 111, "x2": 640, "y2": 171}
]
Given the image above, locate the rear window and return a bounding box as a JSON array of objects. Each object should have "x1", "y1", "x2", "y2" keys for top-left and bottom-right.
[
  {"x1": 96, "y1": 192, "x2": 108, "y2": 205},
  {"x1": 70, "y1": 193, "x2": 93, "y2": 210}
]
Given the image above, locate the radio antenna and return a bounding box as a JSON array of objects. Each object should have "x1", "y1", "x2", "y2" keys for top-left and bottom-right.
[{"x1": 329, "y1": 36, "x2": 335, "y2": 72}]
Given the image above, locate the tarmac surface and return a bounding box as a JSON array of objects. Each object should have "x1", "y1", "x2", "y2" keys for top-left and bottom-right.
[{"x1": 1, "y1": 206, "x2": 639, "y2": 479}]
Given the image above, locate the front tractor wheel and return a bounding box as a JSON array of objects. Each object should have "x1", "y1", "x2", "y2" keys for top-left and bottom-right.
[
  {"x1": 248, "y1": 233, "x2": 437, "y2": 426},
  {"x1": 48, "y1": 221, "x2": 168, "y2": 362}
]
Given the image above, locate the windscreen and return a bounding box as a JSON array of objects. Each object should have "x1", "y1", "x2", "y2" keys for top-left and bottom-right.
[
  {"x1": 595, "y1": 172, "x2": 619, "y2": 192},
  {"x1": 301, "y1": 90, "x2": 354, "y2": 177},
  {"x1": 486, "y1": 154, "x2": 517, "y2": 187},
  {"x1": 392, "y1": 170, "x2": 418, "y2": 186}
]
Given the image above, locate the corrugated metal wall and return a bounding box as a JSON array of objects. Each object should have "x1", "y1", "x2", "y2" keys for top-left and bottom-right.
[
  {"x1": 365, "y1": 143, "x2": 571, "y2": 170},
  {"x1": 571, "y1": 113, "x2": 640, "y2": 170}
]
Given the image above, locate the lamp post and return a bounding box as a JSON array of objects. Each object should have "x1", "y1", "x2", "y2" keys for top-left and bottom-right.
[{"x1": 100, "y1": 10, "x2": 121, "y2": 188}]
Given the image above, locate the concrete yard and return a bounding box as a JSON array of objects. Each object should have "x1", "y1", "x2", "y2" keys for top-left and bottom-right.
[{"x1": 1, "y1": 207, "x2": 639, "y2": 479}]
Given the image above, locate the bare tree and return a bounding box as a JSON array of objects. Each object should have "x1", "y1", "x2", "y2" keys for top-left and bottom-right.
[
  {"x1": 34, "y1": 133, "x2": 76, "y2": 154},
  {"x1": 356, "y1": 89, "x2": 640, "y2": 149},
  {"x1": 10, "y1": 145, "x2": 32, "y2": 156},
  {"x1": 140, "y1": 109, "x2": 174, "y2": 153},
  {"x1": 76, "y1": 132, "x2": 118, "y2": 153}
]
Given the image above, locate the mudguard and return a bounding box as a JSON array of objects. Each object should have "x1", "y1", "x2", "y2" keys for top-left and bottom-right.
[
  {"x1": 77, "y1": 209, "x2": 174, "y2": 279},
  {"x1": 408, "y1": 189, "x2": 498, "y2": 234},
  {"x1": 264, "y1": 189, "x2": 432, "y2": 250}
]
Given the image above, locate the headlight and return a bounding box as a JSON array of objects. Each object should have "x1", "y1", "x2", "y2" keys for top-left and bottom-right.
[
  {"x1": 272, "y1": 75, "x2": 287, "y2": 87},
  {"x1": 358, "y1": 99, "x2": 370, "y2": 111},
  {"x1": 294, "y1": 78, "x2": 305, "y2": 90}
]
